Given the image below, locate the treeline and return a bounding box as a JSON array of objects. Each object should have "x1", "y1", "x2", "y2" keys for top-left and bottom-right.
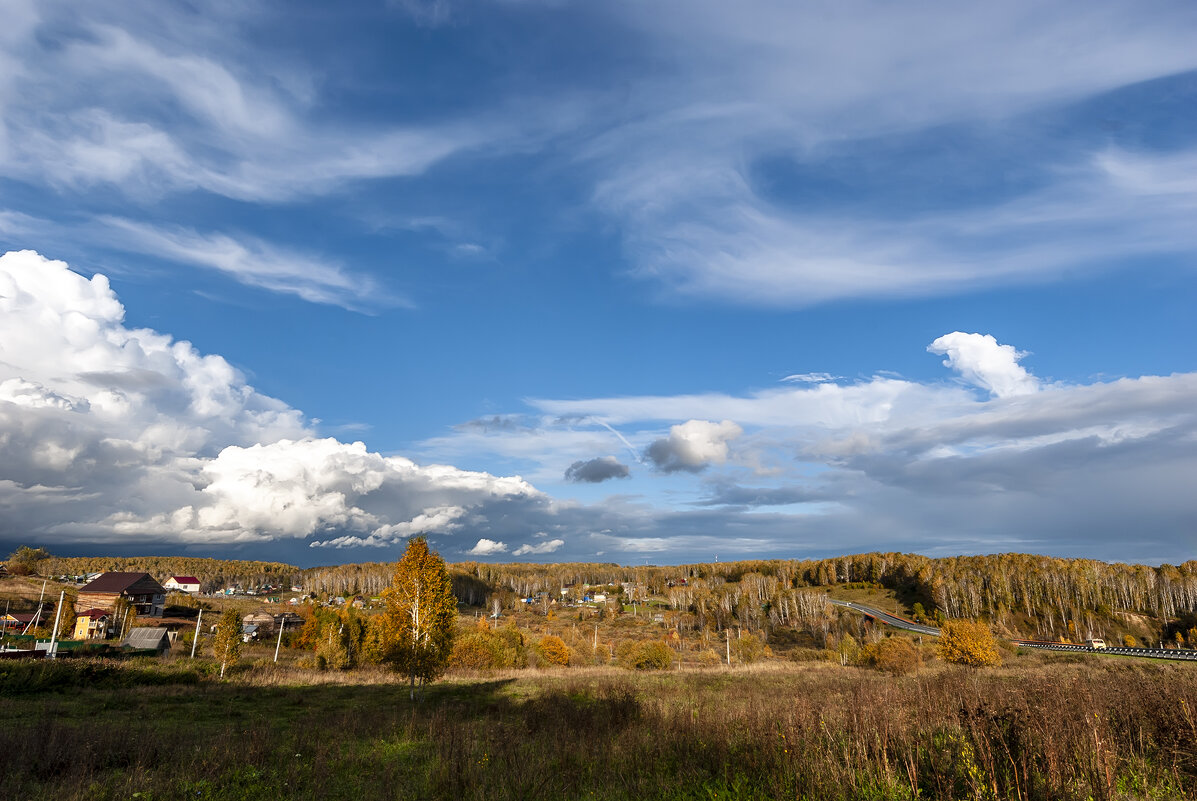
[
  {"x1": 18, "y1": 550, "x2": 1197, "y2": 642},
  {"x1": 42, "y1": 556, "x2": 300, "y2": 594},
  {"x1": 444, "y1": 552, "x2": 1197, "y2": 642}
]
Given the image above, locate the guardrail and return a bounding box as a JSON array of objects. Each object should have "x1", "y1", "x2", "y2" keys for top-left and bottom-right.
[{"x1": 1012, "y1": 641, "x2": 1197, "y2": 661}]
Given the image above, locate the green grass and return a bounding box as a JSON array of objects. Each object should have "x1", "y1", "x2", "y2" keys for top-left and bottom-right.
[{"x1": 3, "y1": 657, "x2": 1197, "y2": 800}]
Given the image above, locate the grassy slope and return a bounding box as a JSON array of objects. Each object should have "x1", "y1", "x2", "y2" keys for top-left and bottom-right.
[{"x1": 3, "y1": 655, "x2": 1197, "y2": 801}]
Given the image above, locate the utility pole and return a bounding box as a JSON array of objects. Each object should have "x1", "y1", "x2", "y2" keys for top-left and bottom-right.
[
  {"x1": 274, "y1": 617, "x2": 286, "y2": 663},
  {"x1": 48, "y1": 590, "x2": 65, "y2": 658},
  {"x1": 22, "y1": 580, "x2": 47, "y2": 635},
  {"x1": 190, "y1": 609, "x2": 203, "y2": 658}
]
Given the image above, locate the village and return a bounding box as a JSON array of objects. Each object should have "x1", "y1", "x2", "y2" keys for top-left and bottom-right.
[{"x1": 0, "y1": 563, "x2": 707, "y2": 667}]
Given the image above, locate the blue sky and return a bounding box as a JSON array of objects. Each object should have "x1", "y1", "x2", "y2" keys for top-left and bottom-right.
[{"x1": 1, "y1": 0, "x2": 1195, "y2": 566}]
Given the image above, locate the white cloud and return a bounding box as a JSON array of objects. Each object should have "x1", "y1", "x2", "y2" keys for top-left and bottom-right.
[
  {"x1": 577, "y1": 2, "x2": 1197, "y2": 306},
  {"x1": 99, "y1": 218, "x2": 398, "y2": 310},
  {"x1": 513, "y1": 538, "x2": 565, "y2": 556},
  {"x1": 928, "y1": 332, "x2": 1039, "y2": 398},
  {"x1": 782, "y1": 373, "x2": 837, "y2": 384},
  {"x1": 646, "y1": 419, "x2": 742, "y2": 473},
  {"x1": 0, "y1": 5, "x2": 499, "y2": 205},
  {"x1": 467, "y1": 538, "x2": 509, "y2": 556},
  {"x1": 0, "y1": 250, "x2": 542, "y2": 547}
]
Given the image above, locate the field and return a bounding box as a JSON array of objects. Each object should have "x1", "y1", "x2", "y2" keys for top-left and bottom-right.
[{"x1": 4, "y1": 654, "x2": 1197, "y2": 801}]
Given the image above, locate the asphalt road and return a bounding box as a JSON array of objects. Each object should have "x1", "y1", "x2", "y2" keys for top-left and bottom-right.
[
  {"x1": 828, "y1": 598, "x2": 1197, "y2": 662},
  {"x1": 827, "y1": 599, "x2": 941, "y2": 636}
]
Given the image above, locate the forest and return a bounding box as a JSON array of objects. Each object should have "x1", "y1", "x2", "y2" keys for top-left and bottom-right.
[{"x1": 33, "y1": 550, "x2": 1197, "y2": 646}]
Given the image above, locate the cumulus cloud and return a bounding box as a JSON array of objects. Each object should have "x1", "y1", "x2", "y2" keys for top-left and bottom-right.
[
  {"x1": 645, "y1": 419, "x2": 742, "y2": 473},
  {"x1": 928, "y1": 332, "x2": 1039, "y2": 398},
  {"x1": 564, "y1": 456, "x2": 630, "y2": 483},
  {"x1": 0, "y1": 250, "x2": 541, "y2": 548},
  {"x1": 467, "y1": 538, "x2": 509, "y2": 556},
  {"x1": 513, "y1": 539, "x2": 565, "y2": 556}
]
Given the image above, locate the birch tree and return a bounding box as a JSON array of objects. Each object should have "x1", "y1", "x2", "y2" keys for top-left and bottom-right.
[
  {"x1": 212, "y1": 608, "x2": 243, "y2": 678},
  {"x1": 380, "y1": 538, "x2": 457, "y2": 699}
]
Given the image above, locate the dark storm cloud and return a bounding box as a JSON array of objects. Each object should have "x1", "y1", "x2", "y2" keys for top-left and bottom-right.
[{"x1": 565, "y1": 456, "x2": 630, "y2": 483}]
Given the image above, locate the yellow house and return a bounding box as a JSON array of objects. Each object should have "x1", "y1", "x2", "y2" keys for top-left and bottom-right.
[{"x1": 73, "y1": 608, "x2": 111, "y2": 640}]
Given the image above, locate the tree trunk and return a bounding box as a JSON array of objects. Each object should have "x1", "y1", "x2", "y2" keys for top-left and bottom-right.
[{"x1": 409, "y1": 672, "x2": 415, "y2": 701}]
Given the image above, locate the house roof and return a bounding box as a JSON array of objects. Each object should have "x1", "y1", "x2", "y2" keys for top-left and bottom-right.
[
  {"x1": 169, "y1": 576, "x2": 200, "y2": 584},
  {"x1": 79, "y1": 572, "x2": 167, "y2": 595},
  {"x1": 121, "y1": 627, "x2": 171, "y2": 650},
  {"x1": 77, "y1": 608, "x2": 110, "y2": 619}
]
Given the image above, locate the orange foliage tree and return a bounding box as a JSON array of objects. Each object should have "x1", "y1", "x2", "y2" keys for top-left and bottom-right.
[{"x1": 937, "y1": 620, "x2": 1001, "y2": 667}]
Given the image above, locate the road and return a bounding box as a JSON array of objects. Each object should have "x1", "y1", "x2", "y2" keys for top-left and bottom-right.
[
  {"x1": 827, "y1": 599, "x2": 941, "y2": 636},
  {"x1": 828, "y1": 598, "x2": 1197, "y2": 662}
]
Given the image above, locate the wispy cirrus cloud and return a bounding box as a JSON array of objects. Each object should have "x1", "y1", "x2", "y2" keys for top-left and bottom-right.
[
  {"x1": 99, "y1": 218, "x2": 401, "y2": 310},
  {"x1": 577, "y1": 1, "x2": 1197, "y2": 306}
]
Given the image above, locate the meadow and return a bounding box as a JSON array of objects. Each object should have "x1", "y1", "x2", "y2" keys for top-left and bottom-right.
[{"x1": 3, "y1": 654, "x2": 1197, "y2": 801}]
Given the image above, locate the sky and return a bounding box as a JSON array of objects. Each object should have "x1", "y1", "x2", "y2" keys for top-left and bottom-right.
[{"x1": 1, "y1": 0, "x2": 1195, "y2": 567}]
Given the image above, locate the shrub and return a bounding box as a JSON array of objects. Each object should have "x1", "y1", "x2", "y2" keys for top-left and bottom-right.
[
  {"x1": 731, "y1": 633, "x2": 768, "y2": 665},
  {"x1": 616, "y1": 640, "x2": 673, "y2": 671},
  {"x1": 538, "y1": 635, "x2": 570, "y2": 666},
  {"x1": 937, "y1": 620, "x2": 1001, "y2": 667},
  {"x1": 874, "y1": 637, "x2": 921, "y2": 675},
  {"x1": 450, "y1": 632, "x2": 505, "y2": 670}
]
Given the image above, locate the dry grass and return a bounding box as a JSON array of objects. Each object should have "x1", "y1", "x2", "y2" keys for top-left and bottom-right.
[{"x1": 3, "y1": 655, "x2": 1196, "y2": 800}]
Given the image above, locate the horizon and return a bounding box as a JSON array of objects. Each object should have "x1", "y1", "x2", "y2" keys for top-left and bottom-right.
[
  {"x1": 2, "y1": 1, "x2": 1196, "y2": 567},
  {"x1": 15, "y1": 545, "x2": 1195, "y2": 573}
]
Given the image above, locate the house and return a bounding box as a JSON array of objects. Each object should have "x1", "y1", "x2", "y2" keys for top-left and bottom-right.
[
  {"x1": 164, "y1": 575, "x2": 201, "y2": 594},
  {"x1": 73, "y1": 608, "x2": 112, "y2": 640},
  {"x1": 274, "y1": 612, "x2": 303, "y2": 630},
  {"x1": 4, "y1": 612, "x2": 42, "y2": 633},
  {"x1": 0, "y1": 612, "x2": 33, "y2": 633},
  {"x1": 75, "y1": 572, "x2": 167, "y2": 617},
  {"x1": 243, "y1": 611, "x2": 276, "y2": 633},
  {"x1": 241, "y1": 624, "x2": 260, "y2": 642},
  {"x1": 121, "y1": 627, "x2": 172, "y2": 654}
]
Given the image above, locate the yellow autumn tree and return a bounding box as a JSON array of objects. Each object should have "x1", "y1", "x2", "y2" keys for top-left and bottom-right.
[
  {"x1": 537, "y1": 634, "x2": 570, "y2": 666},
  {"x1": 937, "y1": 620, "x2": 1001, "y2": 667},
  {"x1": 212, "y1": 608, "x2": 243, "y2": 678},
  {"x1": 379, "y1": 538, "x2": 457, "y2": 699}
]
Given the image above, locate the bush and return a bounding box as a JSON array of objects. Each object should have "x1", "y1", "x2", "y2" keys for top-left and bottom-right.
[
  {"x1": 873, "y1": 637, "x2": 921, "y2": 675},
  {"x1": 537, "y1": 635, "x2": 570, "y2": 666},
  {"x1": 937, "y1": 620, "x2": 1001, "y2": 667},
  {"x1": 616, "y1": 640, "x2": 673, "y2": 671},
  {"x1": 450, "y1": 632, "x2": 506, "y2": 670},
  {"x1": 731, "y1": 633, "x2": 768, "y2": 665}
]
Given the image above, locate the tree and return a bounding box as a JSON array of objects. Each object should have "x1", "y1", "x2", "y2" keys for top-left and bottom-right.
[
  {"x1": 212, "y1": 609, "x2": 243, "y2": 678},
  {"x1": 7, "y1": 546, "x2": 49, "y2": 576},
  {"x1": 112, "y1": 596, "x2": 138, "y2": 639},
  {"x1": 379, "y1": 538, "x2": 457, "y2": 699},
  {"x1": 538, "y1": 634, "x2": 571, "y2": 666},
  {"x1": 937, "y1": 620, "x2": 1001, "y2": 667}
]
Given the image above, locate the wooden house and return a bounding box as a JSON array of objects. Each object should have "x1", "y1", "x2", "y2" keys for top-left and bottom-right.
[
  {"x1": 75, "y1": 572, "x2": 167, "y2": 617},
  {"x1": 243, "y1": 612, "x2": 277, "y2": 633}
]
